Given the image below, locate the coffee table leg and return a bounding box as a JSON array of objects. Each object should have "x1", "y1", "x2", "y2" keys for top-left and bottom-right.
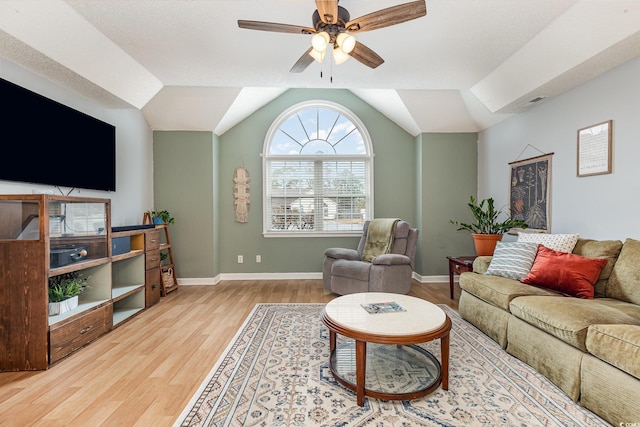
[
  {"x1": 441, "y1": 333, "x2": 450, "y2": 390},
  {"x1": 329, "y1": 330, "x2": 336, "y2": 353},
  {"x1": 356, "y1": 340, "x2": 366, "y2": 406}
]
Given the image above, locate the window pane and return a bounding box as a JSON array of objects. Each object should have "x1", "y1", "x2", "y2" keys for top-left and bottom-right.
[
  {"x1": 264, "y1": 102, "x2": 372, "y2": 234},
  {"x1": 334, "y1": 130, "x2": 366, "y2": 155},
  {"x1": 271, "y1": 130, "x2": 301, "y2": 155},
  {"x1": 300, "y1": 139, "x2": 335, "y2": 155},
  {"x1": 326, "y1": 114, "x2": 357, "y2": 146}
]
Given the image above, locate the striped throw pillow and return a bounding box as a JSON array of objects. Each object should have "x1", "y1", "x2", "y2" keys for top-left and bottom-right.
[{"x1": 485, "y1": 242, "x2": 539, "y2": 280}]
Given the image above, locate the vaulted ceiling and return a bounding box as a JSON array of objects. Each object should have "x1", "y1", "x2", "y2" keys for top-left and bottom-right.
[{"x1": 1, "y1": 1, "x2": 639, "y2": 137}]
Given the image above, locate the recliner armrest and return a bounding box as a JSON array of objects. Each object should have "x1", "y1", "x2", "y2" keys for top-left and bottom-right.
[
  {"x1": 371, "y1": 254, "x2": 411, "y2": 266},
  {"x1": 324, "y1": 248, "x2": 361, "y2": 261}
]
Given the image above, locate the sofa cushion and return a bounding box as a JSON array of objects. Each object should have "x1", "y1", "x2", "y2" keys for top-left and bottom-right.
[
  {"x1": 520, "y1": 245, "x2": 607, "y2": 299},
  {"x1": 484, "y1": 242, "x2": 538, "y2": 280},
  {"x1": 586, "y1": 324, "x2": 640, "y2": 379},
  {"x1": 572, "y1": 238, "x2": 623, "y2": 297},
  {"x1": 590, "y1": 297, "x2": 640, "y2": 321},
  {"x1": 607, "y1": 238, "x2": 640, "y2": 304},
  {"x1": 459, "y1": 272, "x2": 559, "y2": 311},
  {"x1": 509, "y1": 296, "x2": 640, "y2": 351},
  {"x1": 517, "y1": 232, "x2": 579, "y2": 253}
]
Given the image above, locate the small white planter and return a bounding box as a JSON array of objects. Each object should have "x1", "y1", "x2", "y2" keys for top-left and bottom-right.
[{"x1": 48, "y1": 295, "x2": 79, "y2": 316}]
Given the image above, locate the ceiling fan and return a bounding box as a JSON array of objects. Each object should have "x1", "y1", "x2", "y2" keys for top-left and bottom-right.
[{"x1": 238, "y1": 0, "x2": 427, "y2": 73}]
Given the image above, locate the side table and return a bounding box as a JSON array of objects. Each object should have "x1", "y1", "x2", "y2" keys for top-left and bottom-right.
[{"x1": 446, "y1": 256, "x2": 477, "y2": 299}]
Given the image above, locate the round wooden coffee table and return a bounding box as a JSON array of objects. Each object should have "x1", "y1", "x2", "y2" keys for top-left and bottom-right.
[{"x1": 321, "y1": 292, "x2": 451, "y2": 406}]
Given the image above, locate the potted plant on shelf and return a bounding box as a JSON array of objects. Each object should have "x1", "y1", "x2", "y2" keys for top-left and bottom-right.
[
  {"x1": 150, "y1": 209, "x2": 174, "y2": 225},
  {"x1": 450, "y1": 196, "x2": 528, "y2": 256},
  {"x1": 48, "y1": 272, "x2": 89, "y2": 316}
]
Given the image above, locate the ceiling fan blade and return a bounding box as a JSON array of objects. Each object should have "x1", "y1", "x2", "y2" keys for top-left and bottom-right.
[
  {"x1": 238, "y1": 20, "x2": 315, "y2": 35},
  {"x1": 315, "y1": 0, "x2": 339, "y2": 24},
  {"x1": 345, "y1": 0, "x2": 426, "y2": 33},
  {"x1": 290, "y1": 48, "x2": 315, "y2": 73},
  {"x1": 349, "y1": 42, "x2": 384, "y2": 69}
]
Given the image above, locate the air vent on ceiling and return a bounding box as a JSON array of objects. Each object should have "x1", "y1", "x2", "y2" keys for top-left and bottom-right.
[{"x1": 520, "y1": 95, "x2": 548, "y2": 109}]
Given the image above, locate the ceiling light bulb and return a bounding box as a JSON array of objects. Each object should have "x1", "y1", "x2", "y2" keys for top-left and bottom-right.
[
  {"x1": 311, "y1": 32, "x2": 330, "y2": 52},
  {"x1": 309, "y1": 48, "x2": 326, "y2": 64},
  {"x1": 332, "y1": 47, "x2": 350, "y2": 65},
  {"x1": 336, "y1": 33, "x2": 356, "y2": 54}
]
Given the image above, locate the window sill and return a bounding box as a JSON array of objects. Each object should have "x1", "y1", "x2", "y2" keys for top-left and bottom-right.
[{"x1": 263, "y1": 231, "x2": 362, "y2": 238}]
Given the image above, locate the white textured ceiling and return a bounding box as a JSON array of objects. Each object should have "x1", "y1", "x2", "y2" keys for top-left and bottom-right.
[{"x1": 1, "y1": 0, "x2": 639, "y2": 136}]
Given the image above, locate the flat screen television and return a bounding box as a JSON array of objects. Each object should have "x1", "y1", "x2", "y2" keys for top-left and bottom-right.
[{"x1": 0, "y1": 77, "x2": 116, "y2": 191}]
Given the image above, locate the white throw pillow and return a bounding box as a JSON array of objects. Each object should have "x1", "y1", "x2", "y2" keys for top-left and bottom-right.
[
  {"x1": 485, "y1": 242, "x2": 539, "y2": 280},
  {"x1": 517, "y1": 232, "x2": 579, "y2": 253}
]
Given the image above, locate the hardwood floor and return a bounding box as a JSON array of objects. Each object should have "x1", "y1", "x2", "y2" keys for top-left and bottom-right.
[{"x1": 0, "y1": 280, "x2": 458, "y2": 426}]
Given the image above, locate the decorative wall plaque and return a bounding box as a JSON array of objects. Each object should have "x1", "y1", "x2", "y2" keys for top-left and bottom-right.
[
  {"x1": 577, "y1": 120, "x2": 612, "y2": 177},
  {"x1": 233, "y1": 166, "x2": 250, "y2": 223}
]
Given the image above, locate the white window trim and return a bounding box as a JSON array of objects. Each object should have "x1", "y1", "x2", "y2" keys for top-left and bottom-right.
[{"x1": 262, "y1": 100, "x2": 374, "y2": 237}]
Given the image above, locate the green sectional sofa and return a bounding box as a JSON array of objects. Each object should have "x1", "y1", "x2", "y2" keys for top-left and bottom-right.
[{"x1": 458, "y1": 237, "x2": 640, "y2": 425}]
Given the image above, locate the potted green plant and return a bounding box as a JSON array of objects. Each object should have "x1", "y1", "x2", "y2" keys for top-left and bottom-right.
[
  {"x1": 150, "y1": 209, "x2": 174, "y2": 225},
  {"x1": 48, "y1": 272, "x2": 89, "y2": 315},
  {"x1": 450, "y1": 196, "x2": 528, "y2": 256}
]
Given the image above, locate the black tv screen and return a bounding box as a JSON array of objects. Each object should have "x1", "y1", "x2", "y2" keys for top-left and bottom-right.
[{"x1": 0, "y1": 77, "x2": 116, "y2": 191}]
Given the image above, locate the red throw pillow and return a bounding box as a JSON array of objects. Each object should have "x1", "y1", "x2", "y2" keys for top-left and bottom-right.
[{"x1": 520, "y1": 245, "x2": 607, "y2": 299}]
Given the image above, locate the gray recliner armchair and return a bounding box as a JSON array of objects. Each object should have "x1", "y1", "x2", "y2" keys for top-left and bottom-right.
[{"x1": 323, "y1": 220, "x2": 419, "y2": 295}]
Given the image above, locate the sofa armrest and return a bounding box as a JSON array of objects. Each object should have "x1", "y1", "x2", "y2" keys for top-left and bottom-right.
[
  {"x1": 371, "y1": 254, "x2": 411, "y2": 266},
  {"x1": 324, "y1": 248, "x2": 361, "y2": 261},
  {"x1": 473, "y1": 256, "x2": 493, "y2": 274}
]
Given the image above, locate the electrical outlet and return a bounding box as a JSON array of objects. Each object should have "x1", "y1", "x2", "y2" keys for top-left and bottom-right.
[
  {"x1": 237, "y1": 255, "x2": 244, "y2": 264},
  {"x1": 256, "y1": 255, "x2": 261, "y2": 263}
]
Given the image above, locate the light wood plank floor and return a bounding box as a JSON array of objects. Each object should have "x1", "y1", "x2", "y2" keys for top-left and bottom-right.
[{"x1": 0, "y1": 280, "x2": 458, "y2": 426}]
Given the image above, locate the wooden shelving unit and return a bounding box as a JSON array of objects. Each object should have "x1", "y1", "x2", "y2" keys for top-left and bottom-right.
[
  {"x1": 142, "y1": 213, "x2": 178, "y2": 296},
  {"x1": 157, "y1": 224, "x2": 178, "y2": 295},
  {"x1": 0, "y1": 195, "x2": 161, "y2": 371}
]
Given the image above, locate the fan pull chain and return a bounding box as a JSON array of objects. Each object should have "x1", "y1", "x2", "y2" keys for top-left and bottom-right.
[{"x1": 330, "y1": 55, "x2": 333, "y2": 83}]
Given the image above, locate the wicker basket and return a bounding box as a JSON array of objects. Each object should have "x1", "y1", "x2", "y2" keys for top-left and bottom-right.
[{"x1": 162, "y1": 268, "x2": 175, "y2": 289}]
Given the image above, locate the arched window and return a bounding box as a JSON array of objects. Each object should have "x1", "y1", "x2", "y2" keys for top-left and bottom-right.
[{"x1": 263, "y1": 100, "x2": 373, "y2": 236}]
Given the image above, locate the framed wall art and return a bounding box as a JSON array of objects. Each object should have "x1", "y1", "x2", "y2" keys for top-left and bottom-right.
[
  {"x1": 577, "y1": 120, "x2": 612, "y2": 177},
  {"x1": 509, "y1": 153, "x2": 553, "y2": 233}
]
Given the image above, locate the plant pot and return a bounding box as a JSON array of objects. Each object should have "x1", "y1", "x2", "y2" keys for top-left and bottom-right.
[
  {"x1": 472, "y1": 234, "x2": 503, "y2": 256},
  {"x1": 152, "y1": 216, "x2": 163, "y2": 225},
  {"x1": 48, "y1": 295, "x2": 79, "y2": 316}
]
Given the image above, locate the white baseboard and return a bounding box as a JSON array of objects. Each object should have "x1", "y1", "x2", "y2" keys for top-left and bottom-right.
[
  {"x1": 177, "y1": 277, "x2": 220, "y2": 286},
  {"x1": 178, "y1": 272, "x2": 447, "y2": 285},
  {"x1": 412, "y1": 272, "x2": 452, "y2": 283}
]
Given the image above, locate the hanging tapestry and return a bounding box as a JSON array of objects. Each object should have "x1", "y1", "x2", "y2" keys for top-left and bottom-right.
[
  {"x1": 233, "y1": 166, "x2": 250, "y2": 223},
  {"x1": 509, "y1": 153, "x2": 552, "y2": 233}
]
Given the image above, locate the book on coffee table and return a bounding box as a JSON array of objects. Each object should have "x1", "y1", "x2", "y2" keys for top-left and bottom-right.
[{"x1": 361, "y1": 301, "x2": 406, "y2": 314}]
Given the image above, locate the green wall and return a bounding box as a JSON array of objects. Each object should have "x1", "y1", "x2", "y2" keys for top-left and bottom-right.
[
  {"x1": 417, "y1": 133, "x2": 478, "y2": 275},
  {"x1": 218, "y1": 89, "x2": 416, "y2": 274},
  {"x1": 153, "y1": 90, "x2": 479, "y2": 279},
  {"x1": 153, "y1": 131, "x2": 218, "y2": 278}
]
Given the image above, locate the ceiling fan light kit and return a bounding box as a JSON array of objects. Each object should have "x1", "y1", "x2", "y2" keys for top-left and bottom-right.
[
  {"x1": 311, "y1": 31, "x2": 330, "y2": 52},
  {"x1": 332, "y1": 46, "x2": 350, "y2": 65},
  {"x1": 238, "y1": 0, "x2": 427, "y2": 73},
  {"x1": 336, "y1": 32, "x2": 356, "y2": 54},
  {"x1": 309, "y1": 48, "x2": 326, "y2": 63}
]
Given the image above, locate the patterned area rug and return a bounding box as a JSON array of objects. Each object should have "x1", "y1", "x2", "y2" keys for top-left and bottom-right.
[{"x1": 174, "y1": 304, "x2": 609, "y2": 427}]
